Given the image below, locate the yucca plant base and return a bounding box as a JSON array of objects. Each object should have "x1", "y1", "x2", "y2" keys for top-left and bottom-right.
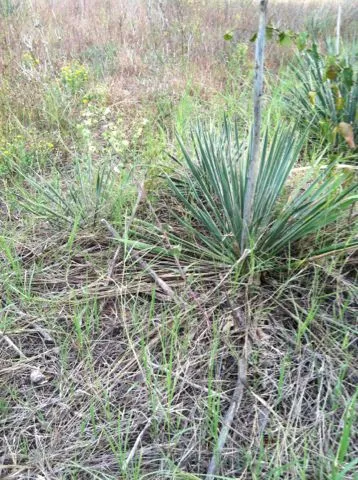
[{"x1": 167, "y1": 121, "x2": 357, "y2": 264}]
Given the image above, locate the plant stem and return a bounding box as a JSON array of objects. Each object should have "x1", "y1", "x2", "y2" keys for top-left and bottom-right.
[
  {"x1": 336, "y1": 5, "x2": 341, "y2": 55},
  {"x1": 241, "y1": 0, "x2": 268, "y2": 249}
]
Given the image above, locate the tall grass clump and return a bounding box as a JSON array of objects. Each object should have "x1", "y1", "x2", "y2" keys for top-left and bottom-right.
[
  {"x1": 167, "y1": 120, "x2": 357, "y2": 264},
  {"x1": 17, "y1": 157, "x2": 133, "y2": 228}
]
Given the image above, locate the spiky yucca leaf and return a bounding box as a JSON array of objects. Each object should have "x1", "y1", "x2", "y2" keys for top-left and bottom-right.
[{"x1": 168, "y1": 121, "x2": 357, "y2": 264}]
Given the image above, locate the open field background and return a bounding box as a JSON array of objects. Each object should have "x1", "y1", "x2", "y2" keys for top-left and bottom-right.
[{"x1": 0, "y1": 1, "x2": 357, "y2": 479}]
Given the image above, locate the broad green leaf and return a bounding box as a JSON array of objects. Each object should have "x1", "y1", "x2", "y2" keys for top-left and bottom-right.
[
  {"x1": 265, "y1": 25, "x2": 275, "y2": 40},
  {"x1": 250, "y1": 32, "x2": 257, "y2": 42},
  {"x1": 279, "y1": 31, "x2": 292, "y2": 47}
]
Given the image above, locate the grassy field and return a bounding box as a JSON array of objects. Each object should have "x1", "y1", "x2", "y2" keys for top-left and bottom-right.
[{"x1": 0, "y1": 1, "x2": 357, "y2": 479}]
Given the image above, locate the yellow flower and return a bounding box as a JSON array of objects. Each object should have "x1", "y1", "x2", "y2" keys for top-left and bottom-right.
[{"x1": 60, "y1": 62, "x2": 89, "y2": 92}]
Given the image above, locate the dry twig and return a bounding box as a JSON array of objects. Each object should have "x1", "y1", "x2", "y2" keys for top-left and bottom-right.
[
  {"x1": 0, "y1": 331, "x2": 27, "y2": 359},
  {"x1": 205, "y1": 343, "x2": 249, "y2": 479}
]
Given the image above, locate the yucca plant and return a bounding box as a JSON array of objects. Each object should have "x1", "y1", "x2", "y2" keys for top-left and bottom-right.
[
  {"x1": 167, "y1": 120, "x2": 357, "y2": 264},
  {"x1": 288, "y1": 46, "x2": 357, "y2": 150},
  {"x1": 17, "y1": 157, "x2": 132, "y2": 228}
]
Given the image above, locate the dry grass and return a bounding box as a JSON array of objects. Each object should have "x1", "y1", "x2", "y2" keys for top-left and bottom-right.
[
  {"x1": 1, "y1": 0, "x2": 357, "y2": 102},
  {"x1": 1, "y1": 211, "x2": 357, "y2": 478}
]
